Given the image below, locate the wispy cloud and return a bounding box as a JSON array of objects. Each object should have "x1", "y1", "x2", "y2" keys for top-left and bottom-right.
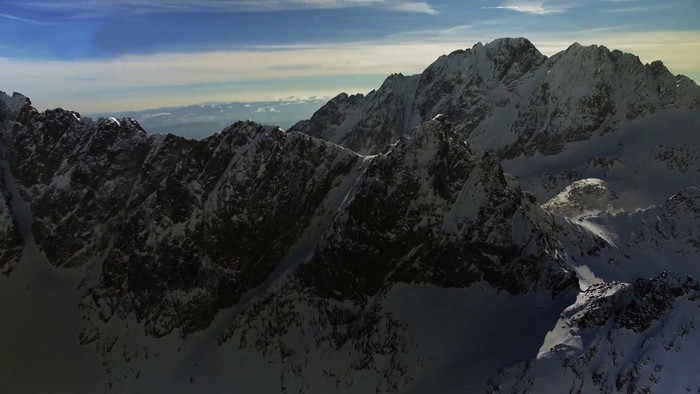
[
  {"x1": 0, "y1": 12, "x2": 44, "y2": 24},
  {"x1": 601, "y1": 4, "x2": 677, "y2": 13},
  {"x1": 12, "y1": 0, "x2": 437, "y2": 15},
  {"x1": 2, "y1": 27, "x2": 698, "y2": 113},
  {"x1": 483, "y1": 0, "x2": 567, "y2": 15},
  {"x1": 392, "y1": 1, "x2": 437, "y2": 14},
  {"x1": 0, "y1": 41, "x2": 453, "y2": 112}
]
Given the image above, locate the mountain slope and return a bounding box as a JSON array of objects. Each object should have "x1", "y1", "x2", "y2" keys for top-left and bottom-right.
[
  {"x1": 0, "y1": 96, "x2": 581, "y2": 392},
  {"x1": 505, "y1": 108, "x2": 700, "y2": 209},
  {"x1": 299, "y1": 115, "x2": 575, "y2": 301},
  {"x1": 218, "y1": 116, "x2": 578, "y2": 393},
  {"x1": 291, "y1": 38, "x2": 699, "y2": 157},
  {"x1": 550, "y1": 186, "x2": 700, "y2": 286},
  {"x1": 290, "y1": 38, "x2": 700, "y2": 210},
  {"x1": 491, "y1": 273, "x2": 700, "y2": 394},
  {"x1": 0, "y1": 93, "x2": 363, "y2": 336}
]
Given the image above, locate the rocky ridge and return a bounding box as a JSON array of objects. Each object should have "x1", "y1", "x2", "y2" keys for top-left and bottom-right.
[
  {"x1": 0, "y1": 93, "x2": 363, "y2": 336},
  {"x1": 290, "y1": 38, "x2": 700, "y2": 157},
  {"x1": 0, "y1": 91, "x2": 582, "y2": 391}
]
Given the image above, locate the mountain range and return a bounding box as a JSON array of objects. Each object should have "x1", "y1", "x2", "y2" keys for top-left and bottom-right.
[
  {"x1": 92, "y1": 98, "x2": 329, "y2": 140},
  {"x1": 1, "y1": 37, "x2": 699, "y2": 393}
]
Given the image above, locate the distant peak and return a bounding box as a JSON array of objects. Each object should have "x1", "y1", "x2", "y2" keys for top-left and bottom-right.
[
  {"x1": 11, "y1": 91, "x2": 29, "y2": 100},
  {"x1": 479, "y1": 37, "x2": 546, "y2": 79},
  {"x1": 330, "y1": 92, "x2": 364, "y2": 103},
  {"x1": 219, "y1": 120, "x2": 281, "y2": 140},
  {"x1": 563, "y1": 42, "x2": 613, "y2": 56},
  {"x1": 567, "y1": 42, "x2": 583, "y2": 50},
  {"x1": 647, "y1": 59, "x2": 670, "y2": 77},
  {"x1": 379, "y1": 72, "x2": 415, "y2": 89},
  {"x1": 96, "y1": 115, "x2": 147, "y2": 135},
  {"x1": 486, "y1": 37, "x2": 535, "y2": 50},
  {"x1": 331, "y1": 92, "x2": 349, "y2": 101},
  {"x1": 0, "y1": 90, "x2": 32, "y2": 115}
]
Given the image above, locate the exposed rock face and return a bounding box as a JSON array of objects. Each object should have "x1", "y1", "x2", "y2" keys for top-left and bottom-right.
[
  {"x1": 222, "y1": 116, "x2": 578, "y2": 393},
  {"x1": 299, "y1": 116, "x2": 576, "y2": 302},
  {"x1": 1, "y1": 88, "x2": 580, "y2": 337},
  {"x1": 290, "y1": 38, "x2": 700, "y2": 158},
  {"x1": 0, "y1": 96, "x2": 362, "y2": 335},
  {"x1": 1, "y1": 91, "x2": 583, "y2": 391},
  {"x1": 291, "y1": 74, "x2": 422, "y2": 155}
]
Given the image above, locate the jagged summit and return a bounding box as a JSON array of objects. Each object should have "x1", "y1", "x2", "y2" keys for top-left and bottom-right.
[
  {"x1": 290, "y1": 37, "x2": 700, "y2": 158},
  {"x1": 0, "y1": 91, "x2": 31, "y2": 115},
  {"x1": 481, "y1": 36, "x2": 545, "y2": 79},
  {"x1": 485, "y1": 36, "x2": 536, "y2": 48},
  {"x1": 215, "y1": 119, "x2": 281, "y2": 139}
]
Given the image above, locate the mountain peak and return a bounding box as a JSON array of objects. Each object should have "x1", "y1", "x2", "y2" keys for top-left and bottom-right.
[
  {"x1": 485, "y1": 37, "x2": 536, "y2": 51},
  {"x1": 95, "y1": 116, "x2": 147, "y2": 136},
  {"x1": 402, "y1": 114, "x2": 465, "y2": 156},
  {"x1": 559, "y1": 41, "x2": 643, "y2": 67},
  {"x1": 212, "y1": 120, "x2": 286, "y2": 149},
  {"x1": 485, "y1": 37, "x2": 542, "y2": 59},
  {"x1": 292, "y1": 37, "x2": 700, "y2": 157},
  {"x1": 0, "y1": 90, "x2": 32, "y2": 116},
  {"x1": 647, "y1": 59, "x2": 672, "y2": 77},
  {"x1": 464, "y1": 37, "x2": 547, "y2": 81}
]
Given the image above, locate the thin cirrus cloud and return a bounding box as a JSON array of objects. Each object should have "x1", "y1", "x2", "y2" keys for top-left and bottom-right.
[
  {"x1": 2, "y1": 0, "x2": 697, "y2": 114},
  {"x1": 2, "y1": 29, "x2": 699, "y2": 113},
  {"x1": 601, "y1": 4, "x2": 678, "y2": 13},
  {"x1": 483, "y1": 0, "x2": 568, "y2": 15},
  {"x1": 10, "y1": 0, "x2": 438, "y2": 15},
  {"x1": 0, "y1": 12, "x2": 44, "y2": 24}
]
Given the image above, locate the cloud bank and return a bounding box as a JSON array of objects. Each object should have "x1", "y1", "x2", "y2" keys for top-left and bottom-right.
[
  {"x1": 11, "y1": 0, "x2": 437, "y2": 15},
  {"x1": 2, "y1": 30, "x2": 698, "y2": 113}
]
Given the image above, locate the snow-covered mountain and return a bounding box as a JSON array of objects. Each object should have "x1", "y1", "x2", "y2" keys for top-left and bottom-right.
[
  {"x1": 491, "y1": 273, "x2": 700, "y2": 394},
  {"x1": 550, "y1": 185, "x2": 700, "y2": 286},
  {"x1": 292, "y1": 38, "x2": 699, "y2": 157},
  {"x1": 0, "y1": 37, "x2": 699, "y2": 393},
  {"x1": 291, "y1": 37, "x2": 700, "y2": 210},
  {"x1": 93, "y1": 98, "x2": 327, "y2": 140},
  {"x1": 1, "y1": 96, "x2": 364, "y2": 337}
]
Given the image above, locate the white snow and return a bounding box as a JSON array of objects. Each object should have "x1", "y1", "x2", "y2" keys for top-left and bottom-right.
[{"x1": 505, "y1": 109, "x2": 700, "y2": 211}]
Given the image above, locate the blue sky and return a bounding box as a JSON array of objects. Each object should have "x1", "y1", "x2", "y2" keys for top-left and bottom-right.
[{"x1": 1, "y1": 0, "x2": 698, "y2": 113}]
